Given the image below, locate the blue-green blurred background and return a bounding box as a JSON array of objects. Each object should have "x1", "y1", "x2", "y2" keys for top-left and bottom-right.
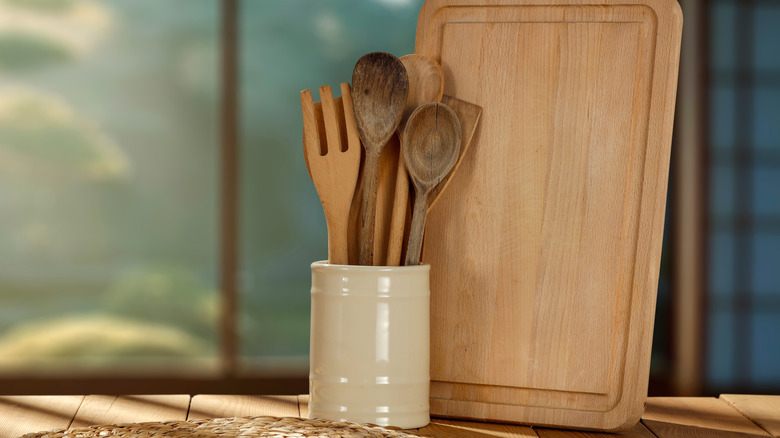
[{"x1": 0, "y1": 0, "x2": 777, "y2": 394}]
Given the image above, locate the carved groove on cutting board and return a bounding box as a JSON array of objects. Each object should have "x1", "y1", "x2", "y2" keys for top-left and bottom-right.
[{"x1": 426, "y1": 4, "x2": 657, "y2": 399}]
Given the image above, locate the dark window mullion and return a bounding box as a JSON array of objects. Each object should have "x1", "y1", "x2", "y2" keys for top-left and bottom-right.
[
  {"x1": 219, "y1": 0, "x2": 240, "y2": 378},
  {"x1": 732, "y1": 0, "x2": 755, "y2": 388}
]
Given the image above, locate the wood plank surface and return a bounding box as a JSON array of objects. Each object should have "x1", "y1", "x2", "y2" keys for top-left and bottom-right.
[
  {"x1": 721, "y1": 394, "x2": 780, "y2": 437},
  {"x1": 188, "y1": 394, "x2": 299, "y2": 420},
  {"x1": 536, "y1": 422, "x2": 657, "y2": 438},
  {"x1": 420, "y1": 418, "x2": 537, "y2": 437},
  {"x1": 643, "y1": 397, "x2": 771, "y2": 437},
  {"x1": 69, "y1": 395, "x2": 189, "y2": 428},
  {"x1": 0, "y1": 395, "x2": 778, "y2": 438},
  {"x1": 298, "y1": 394, "x2": 309, "y2": 418},
  {"x1": 415, "y1": 0, "x2": 683, "y2": 430},
  {"x1": 0, "y1": 396, "x2": 83, "y2": 438}
]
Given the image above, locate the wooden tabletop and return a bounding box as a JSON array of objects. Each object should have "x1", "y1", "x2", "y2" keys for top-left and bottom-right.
[{"x1": 0, "y1": 394, "x2": 777, "y2": 438}]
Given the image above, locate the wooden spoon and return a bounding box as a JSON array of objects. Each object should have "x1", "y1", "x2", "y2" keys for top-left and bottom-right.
[
  {"x1": 382, "y1": 54, "x2": 444, "y2": 266},
  {"x1": 352, "y1": 52, "x2": 409, "y2": 265},
  {"x1": 402, "y1": 102, "x2": 461, "y2": 266}
]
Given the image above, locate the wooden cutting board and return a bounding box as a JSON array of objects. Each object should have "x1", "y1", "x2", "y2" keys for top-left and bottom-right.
[{"x1": 416, "y1": 0, "x2": 682, "y2": 431}]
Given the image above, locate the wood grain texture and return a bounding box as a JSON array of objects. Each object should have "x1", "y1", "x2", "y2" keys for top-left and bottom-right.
[
  {"x1": 403, "y1": 102, "x2": 462, "y2": 265},
  {"x1": 427, "y1": 95, "x2": 482, "y2": 212},
  {"x1": 536, "y1": 423, "x2": 657, "y2": 438},
  {"x1": 386, "y1": 54, "x2": 445, "y2": 267},
  {"x1": 384, "y1": 147, "x2": 412, "y2": 266},
  {"x1": 297, "y1": 394, "x2": 309, "y2": 418},
  {"x1": 416, "y1": 0, "x2": 682, "y2": 430},
  {"x1": 301, "y1": 84, "x2": 361, "y2": 265},
  {"x1": 343, "y1": 84, "x2": 366, "y2": 265},
  {"x1": 1, "y1": 395, "x2": 779, "y2": 438},
  {"x1": 420, "y1": 418, "x2": 538, "y2": 437},
  {"x1": 399, "y1": 54, "x2": 445, "y2": 139},
  {"x1": 643, "y1": 397, "x2": 771, "y2": 438},
  {"x1": 721, "y1": 394, "x2": 780, "y2": 437},
  {"x1": 0, "y1": 396, "x2": 83, "y2": 438},
  {"x1": 70, "y1": 395, "x2": 189, "y2": 428},
  {"x1": 374, "y1": 133, "x2": 402, "y2": 266},
  {"x1": 188, "y1": 395, "x2": 300, "y2": 420},
  {"x1": 352, "y1": 52, "x2": 409, "y2": 265}
]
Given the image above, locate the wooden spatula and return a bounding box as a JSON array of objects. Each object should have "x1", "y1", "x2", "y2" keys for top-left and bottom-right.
[
  {"x1": 427, "y1": 94, "x2": 483, "y2": 212},
  {"x1": 301, "y1": 84, "x2": 361, "y2": 265}
]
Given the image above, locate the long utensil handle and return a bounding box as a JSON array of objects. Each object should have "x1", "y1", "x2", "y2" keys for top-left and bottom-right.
[
  {"x1": 358, "y1": 150, "x2": 381, "y2": 265},
  {"x1": 340, "y1": 83, "x2": 364, "y2": 265},
  {"x1": 404, "y1": 189, "x2": 428, "y2": 266},
  {"x1": 325, "y1": 217, "x2": 349, "y2": 265},
  {"x1": 386, "y1": 152, "x2": 409, "y2": 266}
]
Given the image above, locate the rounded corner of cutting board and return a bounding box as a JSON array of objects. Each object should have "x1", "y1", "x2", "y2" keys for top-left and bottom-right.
[
  {"x1": 414, "y1": 0, "x2": 442, "y2": 53},
  {"x1": 592, "y1": 390, "x2": 648, "y2": 432},
  {"x1": 646, "y1": 0, "x2": 684, "y2": 25}
]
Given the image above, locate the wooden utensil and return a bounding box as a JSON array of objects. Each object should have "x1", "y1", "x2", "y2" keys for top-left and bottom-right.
[
  {"x1": 426, "y1": 94, "x2": 482, "y2": 213},
  {"x1": 372, "y1": 132, "x2": 401, "y2": 266},
  {"x1": 402, "y1": 102, "x2": 461, "y2": 266},
  {"x1": 341, "y1": 86, "x2": 365, "y2": 266},
  {"x1": 416, "y1": 0, "x2": 683, "y2": 430},
  {"x1": 301, "y1": 83, "x2": 361, "y2": 265},
  {"x1": 398, "y1": 54, "x2": 444, "y2": 137},
  {"x1": 382, "y1": 54, "x2": 445, "y2": 266},
  {"x1": 351, "y1": 52, "x2": 409, "y2": 266},
  {"x1": 399, "y1": 95, "x2": 482, "y2": 264}
]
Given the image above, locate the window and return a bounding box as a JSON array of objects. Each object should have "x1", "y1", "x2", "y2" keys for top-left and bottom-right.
[
  {"x1": 706, "y1": 0, "x2": 780, "y2": 392},
  {"x1": 0, "y1": 0, "x2": 221, "y2": 377},
  {"x1": 0, "y1": 0, "x2": 426, "y2": 394}
]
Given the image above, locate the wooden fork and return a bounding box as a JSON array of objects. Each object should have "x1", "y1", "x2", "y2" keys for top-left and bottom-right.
[{"x1": 301, "y1": 83, "x2": 362, "y2": 265}]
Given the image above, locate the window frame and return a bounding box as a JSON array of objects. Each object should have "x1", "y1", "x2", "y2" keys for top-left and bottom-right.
[
  {"x1": 702, "y1": 0, "x2": 780, "y2": 394},
  {"x1": 668, "y1": 0, "x2": 707, "y2": 396},
  {"x1": 670, "y1": 0, "x2": 780, "y2": 396}
]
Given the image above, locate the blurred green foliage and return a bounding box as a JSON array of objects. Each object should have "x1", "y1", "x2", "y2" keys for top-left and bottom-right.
[
  {"x1": 0, "y1": 315, "x2": 211, "y2": 371},
  {"x1": 0, "y1": 0, "x2": 219, "y2": 370},
  {"x1": 0, "y1": 88, "x2": 129, "y2": 182},
  {"x1": 0, "y1": 34, "x2": 73, "y2": 72},
  {"x1": 5, "y1": 0, "x2": 78, "y2": 14},
  {"x1": 102, "y1": 265, "x2": 218, "y2": 342}
]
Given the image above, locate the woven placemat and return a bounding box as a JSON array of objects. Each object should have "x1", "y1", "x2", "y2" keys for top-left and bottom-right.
[{"x1": 20, "y1": 416, "x2": 430, "y2": 438}]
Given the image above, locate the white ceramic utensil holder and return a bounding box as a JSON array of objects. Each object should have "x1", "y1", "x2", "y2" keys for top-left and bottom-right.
[{"x1": 308, "y1": 261, "x2": 430, "y2": 429}]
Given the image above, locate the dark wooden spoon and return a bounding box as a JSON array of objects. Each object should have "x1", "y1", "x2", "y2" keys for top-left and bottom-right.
[
  {"x1": 402, "y1": 102, "x2": 461, "y2": 266},
  {"x1": 352, "y1": 52, "x2": 409, "y2": 265}
]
